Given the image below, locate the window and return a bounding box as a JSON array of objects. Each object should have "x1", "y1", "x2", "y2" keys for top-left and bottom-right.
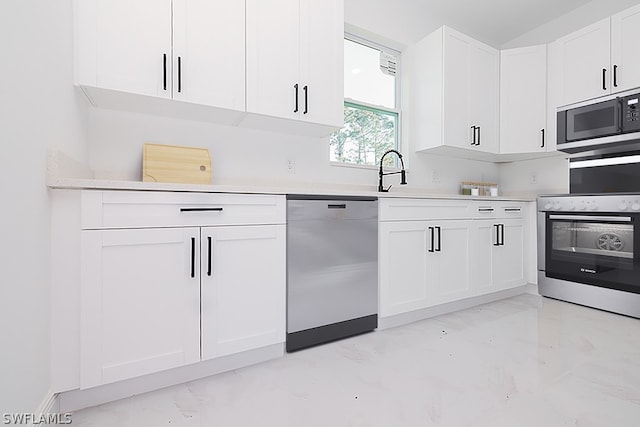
[{"x1": 330, "y1": 36, "x2": 401, "y2": 167}]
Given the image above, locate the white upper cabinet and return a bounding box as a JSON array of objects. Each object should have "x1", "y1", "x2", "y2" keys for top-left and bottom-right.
[
  {"x1": 246, "y1": 0, "x2": 344, "y2": 129},
  {"x1": 76, "y1": 0, "x2": 173, "y2": 99},
  {"x1": 555, "y1": 4, "x2": 640, "y2": 107},
  {"x1": 500, "y1": 45, "x2": 548, "y2": 154},
  {"x1": 411, "y1": 26, "x2": 499, "y2": 156},
  {"x1": 611, "y1": 4, "x2": 640, "y2": 93},
  {"x1": 555, "y1": 18, "x2": 611, "y2": 106},
  {"x1": 172, "y1": 0, "x2": 246, "y2": 111},
  {"x1": 76, "y1": 0, "x2": 245, "y2": 111}
]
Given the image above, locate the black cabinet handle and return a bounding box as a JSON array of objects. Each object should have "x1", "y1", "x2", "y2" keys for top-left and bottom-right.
[
  {"x1": 190, "y1": 237, "x2": 196, "y2": 278},
  {"x1": 177, "y1": 56, "x2": 182, "y2": 93},
  {"x1": 478, "y1": 208, "x2": 494, "y2": 212},
  {"x1": 493, "y1": 224, "x2": 500, "y2": 246},
  {"x1": 163, "y1": 54, "x2": 167, "y2": 91},
  {"x1": 327, "y1": 204, "x2": 346, "y2": 209},
  {"x1": 428, "y1": 227, "x2": 435, "y2": 253},
  {"x1": 294, "y1": 84, "x2": 299, "y2": 113},
  {"x1": 470, "y1": 126, "x2": 476, "y2": 146},
  {"x1": 603, "y1": 68, "x2": 607, "y2": 91},
  {"x1": 477, "y1": 126, "x2": 481, "y2": 146},
  {"x1": 541, "y1": 129, "x2": 545, "y2": 148},
  {"x1": 180, "y1": 207, "x2": 224, "y2": 212},
  {"x1": 303, "y1": 85, "x2": 308, "y2": 114},
  {"x1": 499, "y1": 224, "x2": 505, "y2": 246},
  {"x1": 614, "y1": 64, "x2": 618, "y2": 88},
  {"x1": 504, "y1": 208, "x2": 521, "y2": 212},
  {"x1": 207, "y1": 236, "x2": 212, "y2": 277},
  {"x1": 435, "y1": 226, "x2": 442, "y2": 252}
]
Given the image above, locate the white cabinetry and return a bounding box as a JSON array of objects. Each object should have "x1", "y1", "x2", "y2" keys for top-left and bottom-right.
[
  {"x1": 80, "y1": 227, "x2": 201, "y2": 388},
  {"x1": 554, "y1": 3, "x2": 640, "y2": 106},
  {"x1": 79, "y1": 191, "x2": 285, "y2": 389},
  {"x1": 245, "y1": 0, "x2": 344, "y2": 130},
  {"x1": 379, "y1": 199, "x2": 528, "y2": 323},
  {"x1": 469, "y1": 203, "x2": 526, "y2": 295},
  {"x1": 500, "y1": 45, "x2": 550, "y2": 154},
  {"x1": 76, "y1": 0, "x2": 245, "y2": 117},
  {"x1": 410, "y1": 26, "x2": 499, "y2": 157}
]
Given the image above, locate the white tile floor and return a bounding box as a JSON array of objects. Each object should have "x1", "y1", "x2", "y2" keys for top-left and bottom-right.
[{"x1": 69, "y1": 294, "x2": 640, "y2": 426}]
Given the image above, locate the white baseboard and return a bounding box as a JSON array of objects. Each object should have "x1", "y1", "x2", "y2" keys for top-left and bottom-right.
[
  {"x1": 525, "y1": 283, "x2": 539, "y2": 295},
  {"x1": 30, "y1": 391, "x2": 59, "y2": 427},
  {"x1": 58, "y1": 343, "x2": 284, "y2": 413},
  {"x1": 378, "y1": 285, "x2": 528, "y2": 330}
]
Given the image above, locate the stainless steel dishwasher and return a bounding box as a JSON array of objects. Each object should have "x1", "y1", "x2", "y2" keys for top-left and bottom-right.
[{"x1": 286, "y1": 195, "x2": 378, "y2": 352}]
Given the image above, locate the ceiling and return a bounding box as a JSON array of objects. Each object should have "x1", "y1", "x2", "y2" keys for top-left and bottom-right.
[{"x1": 345, "y1": 0, "x2": 596, "y2": 48}]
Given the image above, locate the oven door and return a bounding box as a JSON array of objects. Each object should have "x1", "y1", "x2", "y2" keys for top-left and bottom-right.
[
  {"x1": 545, "y1": 213, "x2": 640, "y2": 294},
  {"x1": 565, "y1": 98, "x2": 620, "y2": 142}
]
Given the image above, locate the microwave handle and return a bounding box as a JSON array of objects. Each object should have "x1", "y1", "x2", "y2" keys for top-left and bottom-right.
[{"x1": 618, "y1": 97, "x2": 624, "y2": 132}]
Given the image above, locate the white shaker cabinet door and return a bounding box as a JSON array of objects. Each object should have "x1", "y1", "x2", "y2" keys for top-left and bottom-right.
[
  {"x1": 493, "y1": 219, "x2": 525, "y2": 290},
  {"x1": 556, "y1": 18, "x2": 611, "y2": 106},
  {"x1": 426, "y1": 221, "x2": 471, "y2": 305},
  {"x1": 469, "y1": 44, "x2": 500, "y2": 154},
  {"x1": 379, "y1": 221, "x2": 430, "y2": 317},
  {"x1": 500, "y1": 45, "x2": 547, "y2": 154},
  {"x1": 172, "y1": 0, "x2": 245, "y2": 110},
  {"x1": 80, "y1": 227, "x2": 200, "y2": 389},
  {"x1": 86, "y1": 0, "x2": 173, "y2": 98},
  {"x1": 442, "y1": 29, "x2": 472, "y2": 150},
  {"x1": 611, "y1": 4, "x2": 640, "y2": 93},
  {"x1": 200, "y1": 225, "x2": 286, "y2": 360},
  {"x1": 299, "y1": 0, "x2": 344, "y2": 127},
  {"x1": 468, "y1": 221, "x2": 496, "y2": 295},
  {"x1": 246, "y1": 0, "x2": 300, "y2": 121}
]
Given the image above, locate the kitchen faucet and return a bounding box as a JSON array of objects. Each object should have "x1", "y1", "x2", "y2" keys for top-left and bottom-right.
[{"x1": 378, "y1": 149, "x2": 407, "y2": 192}]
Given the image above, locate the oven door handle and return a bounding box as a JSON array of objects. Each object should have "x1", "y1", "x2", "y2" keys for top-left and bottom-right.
[{"x1": 548, "y1": 214, "x2": 632, "y2": 222}]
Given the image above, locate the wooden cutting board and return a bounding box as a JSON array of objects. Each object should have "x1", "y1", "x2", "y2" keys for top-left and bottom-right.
[{"x1": 143, "y1": 143, "x2": 212, "y2": 184}]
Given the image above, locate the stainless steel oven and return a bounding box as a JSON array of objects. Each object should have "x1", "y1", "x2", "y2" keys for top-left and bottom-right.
[{"x1": 538, "y1": 194, "x2": 640, "y2": 318}]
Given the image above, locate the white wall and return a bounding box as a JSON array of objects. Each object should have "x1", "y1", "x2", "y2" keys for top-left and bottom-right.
[{"x1": 0, "y1": 0, "x2": 87, "y2": 414}]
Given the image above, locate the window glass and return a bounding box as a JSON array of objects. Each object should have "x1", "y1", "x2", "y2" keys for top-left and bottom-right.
[{"x1": 331, "y1": 37, "x2": 400, "y2": 167}]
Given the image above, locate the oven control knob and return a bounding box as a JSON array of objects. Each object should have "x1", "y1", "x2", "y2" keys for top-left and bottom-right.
[
  {"x1": 578, "y1": 204, "x2": 587, "y2": 210},
  {"x1": 568, "y1": 205, "x2": 575, "y2": 210},
  {"x1": 544, "y1": 203, "x2": 552, "y2": 210},
  {"x1": 619, "y1": 202, "x2": 628, "y2": 211},
  {"x1": 632, "y1": 202, "x2": 640, "y2": 211},
  {"x1": 588, "y1": 204, "x2": 597, "y2": 210}
]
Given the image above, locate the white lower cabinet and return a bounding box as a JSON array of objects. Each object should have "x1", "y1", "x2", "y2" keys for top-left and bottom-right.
[
  {"x1": 78, "y1": 192, "x2": 286, "y2": 389},
  {"x1": 81, "y1": 227, "x2": 201, "y2": 389},
  {"x1": 379, "y1": 219, "x2": 471, "y2": 317},
  {"x1": 200, "y1": 225, "x2": 285, "y2": 360},
  {"x1": 469, "y1": 218, "x2": 525, "y2": 296},
  {"x1": 379, "y1": 199, "x2": 528, "y2": 321}
]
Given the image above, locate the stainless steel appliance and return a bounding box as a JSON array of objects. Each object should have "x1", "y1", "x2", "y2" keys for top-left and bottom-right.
[
  {"x1": 286, "y1": 195, "x2": 378, "y2": 352},
  {"x1": 537, "y1": 194, "x2": 640, "y2": 318},
  {"x1": 557, "y1": 89, "x2": 640, "y2": 153}
]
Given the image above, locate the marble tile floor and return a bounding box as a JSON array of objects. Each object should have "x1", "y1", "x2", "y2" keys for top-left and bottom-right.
[{"x1": 69, "y1": 294, "x2": 640, "y2": 427}]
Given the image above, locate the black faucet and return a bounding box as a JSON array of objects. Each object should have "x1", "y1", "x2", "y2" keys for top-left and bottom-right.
[{"x1": 378, "y1": 149, "x2": 407, "y2": 192}]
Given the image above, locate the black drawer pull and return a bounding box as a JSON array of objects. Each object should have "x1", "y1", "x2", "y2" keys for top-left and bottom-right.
[
  {"x1": 478, "y1": 208, "x2": 494, "y2": 212},
  {"x1": 328, "y1": 204, "x2": 346, "y2": 209},
  {"x1": 180, "y1": 207, "x2": 224, "y2": 212},
  {"x1": 504, "y1": 208, "x2": 521, "y2": 212}
]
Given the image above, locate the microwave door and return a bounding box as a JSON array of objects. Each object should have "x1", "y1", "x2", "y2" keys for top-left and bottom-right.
[{"x1": 566, "y1": 99, "x2": 620, "y2": 142}]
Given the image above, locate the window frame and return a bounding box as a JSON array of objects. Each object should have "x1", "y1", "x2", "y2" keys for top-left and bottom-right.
[{"x1": 330, "y1": 33, "x2": 403, "y2": 170}]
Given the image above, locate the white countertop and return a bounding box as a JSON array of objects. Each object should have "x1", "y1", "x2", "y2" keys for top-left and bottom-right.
[{"x1": 47, "y1": 177, "x2": 535, "y2": 202}]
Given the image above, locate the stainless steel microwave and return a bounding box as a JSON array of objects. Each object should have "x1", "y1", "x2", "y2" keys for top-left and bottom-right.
[{"x1": 557, "y1": 91, "x2": 640, "y2": 153}]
